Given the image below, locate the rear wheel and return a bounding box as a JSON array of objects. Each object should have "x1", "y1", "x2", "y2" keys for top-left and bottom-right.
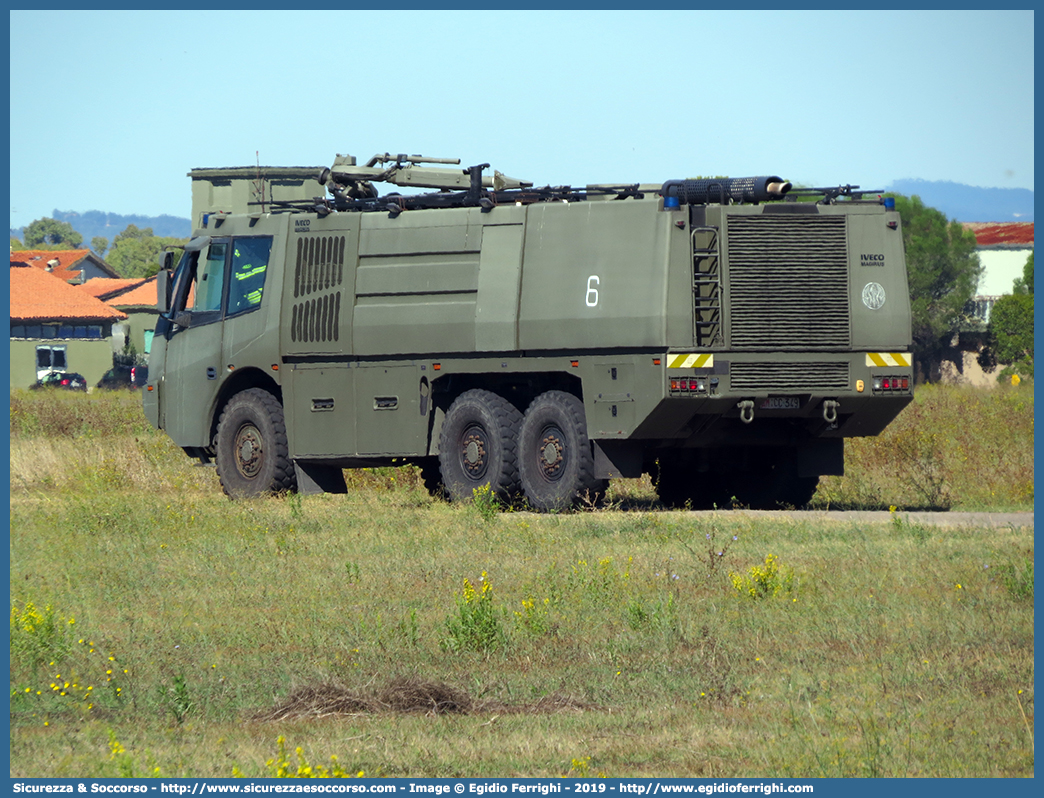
[
  {"x1": 215, "y1": 388, "x2": 297, "y2": 498},
  {"x1": 438, "y1": 389, "x2": 522, "y2": 503},
  {"x1": 518, "y1": 391, "x2": 606, "y2": 512}
]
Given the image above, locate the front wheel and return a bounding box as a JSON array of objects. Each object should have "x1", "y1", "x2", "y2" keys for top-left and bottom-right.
[
  {"x1": 215, "y1": 388, "x2": 297, "y2": 498},
  {"x1": 438, "y1": 389, "x2": 522, "y2": 503},
  {"x1": 518, "y1": 391, "x2": 606, "y2": 512}
]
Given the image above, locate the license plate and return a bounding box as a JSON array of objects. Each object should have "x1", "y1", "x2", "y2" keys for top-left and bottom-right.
[{"x1": 760, "y1": 397, "x2": 800, "y2": 410}]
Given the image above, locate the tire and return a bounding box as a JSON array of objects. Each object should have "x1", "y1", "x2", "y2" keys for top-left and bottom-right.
[
  {"x1": 518, "y1": 391, "x2": 606, "y2": 512},
  {"x1": 215, "y1": 388, "x2": 297, "y2": 498},
  {"x1": 438, "y1": 389, "x2": 522, "y2": 503}
]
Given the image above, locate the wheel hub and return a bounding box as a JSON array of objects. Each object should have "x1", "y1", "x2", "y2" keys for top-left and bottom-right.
[
  {"x1": 234, "y1": 424, "x2": 264, "y2": 479},
  {"x1": 461, "y1": 429, "x2": 488, "y2": 478},
  {"x1": 538, "y1": 432, "x2": 564, "y2": 480}
]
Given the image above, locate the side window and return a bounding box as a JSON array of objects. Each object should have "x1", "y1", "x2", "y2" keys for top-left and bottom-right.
[
  {"x1": 168, "y1": 250, "x2": 200, "y2": 315},
  {"x1": 227, "y1": 237, "x2": 273, "y2": 316},
  {"x1": 36, "y1": 345, "x2": 66, "y2": 371},
  {"x1": 189, "y1": 243, "x2": 227, "y2": 312}
]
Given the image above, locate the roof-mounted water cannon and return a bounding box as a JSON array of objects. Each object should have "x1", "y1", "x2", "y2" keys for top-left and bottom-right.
[
  {"x1": 660, "y1": 176, "x2": 792, "y2": 207},
  {"x1": 319, "y1": 153, "x2": 532, "y2": 201}
]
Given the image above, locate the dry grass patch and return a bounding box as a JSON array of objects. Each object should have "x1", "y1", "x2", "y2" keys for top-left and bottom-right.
[{"x1": 256, "y1": 676, "x2": 598, "y2": 722}]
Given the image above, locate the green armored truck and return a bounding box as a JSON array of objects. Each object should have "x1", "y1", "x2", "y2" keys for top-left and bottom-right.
[{"x1": 144, "y1": 153, "x2": 914, "y2": 510}]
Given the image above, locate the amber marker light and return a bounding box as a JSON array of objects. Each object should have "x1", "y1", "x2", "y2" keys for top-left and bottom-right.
[{"x1": 856, "y1": 380, "x2": 864, "y2": 393}]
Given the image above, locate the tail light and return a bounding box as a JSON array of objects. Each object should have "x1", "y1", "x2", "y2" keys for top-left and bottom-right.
[
  {"x1": 872, "y1": 375, "x2": 911, "y2": 393},
  {"x1": 669, "y1": 377, "x2": 707, "y2": 395}
]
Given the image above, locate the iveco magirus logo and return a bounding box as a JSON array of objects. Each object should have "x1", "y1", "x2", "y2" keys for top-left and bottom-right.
[{"x1": 862, "y1": 282, "x2": 886, "y2": 310}]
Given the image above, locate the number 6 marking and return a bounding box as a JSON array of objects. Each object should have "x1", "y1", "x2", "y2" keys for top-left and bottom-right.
[{"x1": 586, "y1": 275, "x2": 600, "y2": 307}]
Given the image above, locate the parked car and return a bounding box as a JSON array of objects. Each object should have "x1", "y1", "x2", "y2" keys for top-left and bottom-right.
[
  {"x1": 31, "y1": 371, "x2": 88, "y2": 392},
  {"x1": 96, "y1": 365, "x2": 149, "y2": 391}
]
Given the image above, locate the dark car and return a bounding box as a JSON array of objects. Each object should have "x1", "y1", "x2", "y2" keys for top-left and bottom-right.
[
  {"x1": 31, "y1": 371, "x2": 88, "y2": 392},
  {"x1": 96, "y1": 364, "x2": 149, "y2": 390}
]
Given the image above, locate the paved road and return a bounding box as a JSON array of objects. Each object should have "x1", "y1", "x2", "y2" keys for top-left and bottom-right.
[{"x1": 686, "y1": 510, "x2": 1033, "y2": 528}]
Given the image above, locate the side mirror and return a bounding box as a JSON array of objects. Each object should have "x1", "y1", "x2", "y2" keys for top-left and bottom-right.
[{"x1": 157, "y1": 269, "x2": 172, "y2": 314}]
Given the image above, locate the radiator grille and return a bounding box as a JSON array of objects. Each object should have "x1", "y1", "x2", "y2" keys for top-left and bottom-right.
[
  {"x1": 292, "y1": 236, "x2": 345, "y2": 343},
  {"x1": 730, "y1": 361, "x2": 850, "y2": 391},
  {"x1": 726, "y1": 215, "x2": 850, "y2": 350}
]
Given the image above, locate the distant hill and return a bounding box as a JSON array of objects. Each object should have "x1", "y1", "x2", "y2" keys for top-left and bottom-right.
[
  {"x1": 10, "y1": 209, "x2": 191, "y2": 251},
  {"x1": 886, "y1": 180, "x2": 1033, "y2": 223}
]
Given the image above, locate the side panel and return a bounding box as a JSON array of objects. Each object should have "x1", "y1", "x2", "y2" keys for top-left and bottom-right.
[
  {"x1": 354, "y1": 363, "x2": 430, "y2": 456},
  {"x1": 847, "y1": 210, "x2": 912, "y2": 349},
  {"x1": 475, "y1": 215, "x2": 526, "y2": 352},
  {"x1": 353, "y1": 208, "x2": 483, "y2": 355},
  {"x1": 282, "y1": 216, "x2": 360, "y2": 358},
  {"x1": 283, "y1": 363, "x2": 355, "y2": 458},
  {"x1": 518, "y1": 199, "x2": 671, "y2": 351}
]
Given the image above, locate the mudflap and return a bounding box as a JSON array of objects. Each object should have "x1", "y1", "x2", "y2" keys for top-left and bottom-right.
[{"x1": 294, "y1": 461, "x2": 348, "y2": 494}]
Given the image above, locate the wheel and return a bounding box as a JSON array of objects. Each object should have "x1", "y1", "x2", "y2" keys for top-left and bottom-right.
[
  {"x1": 438, "y1": 389, "x2": 522, "y2": 503},
  {"x1": 215, "y1": 388, "x2": 297, "y2": 498},
  {"x1": 518, "y1": 391, "x2": 606, "y2": 512}
]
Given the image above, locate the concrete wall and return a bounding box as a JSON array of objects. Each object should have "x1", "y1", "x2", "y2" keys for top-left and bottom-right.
[
  {"x1": 10, "y1": 338, "x2": 117, "y2": 391},
  {"x1": 977, "y1": 248, "x2": 1032, "y2": 296}
]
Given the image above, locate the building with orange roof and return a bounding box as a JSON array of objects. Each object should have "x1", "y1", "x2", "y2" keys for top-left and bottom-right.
[
  {"x1": 942, "y1": 222, "x2": 1034, "y2": 388},
  {"x1": 79, "y1": 276, "x2": 149, "y2": 300},
  {"x1": 10, "y1": 262, "x2": 128, "y2": 389},
  {"x1": 95, "y1": 276, "x2": 160, "y2": 357},
  {"x1": 13, "y1": 249, "x2": 121, "y2": 284},
  {"x1": 961, "y1": 222, "x2": 1034, "y2": 298}
]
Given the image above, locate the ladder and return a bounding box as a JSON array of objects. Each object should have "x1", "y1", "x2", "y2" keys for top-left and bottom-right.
[{"x1": 690, "y1": 225, "x2": 722, "y2": 347}]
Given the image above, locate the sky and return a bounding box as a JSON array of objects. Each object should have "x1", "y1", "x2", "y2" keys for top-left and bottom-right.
[{"x1": 8, "y1": 9, "x2": 1035, "y2": 230}]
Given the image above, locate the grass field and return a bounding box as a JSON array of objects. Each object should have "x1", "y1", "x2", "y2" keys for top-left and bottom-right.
[{"x1": 8, "y1": 385, "x2": 1034, "y2": 778}]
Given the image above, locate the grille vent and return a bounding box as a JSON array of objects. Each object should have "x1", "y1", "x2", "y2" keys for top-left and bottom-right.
[
  {"x1": 726, "y1": 215, "x2": 850, "y2": 350},
  {"x1": 292, "y1": 236, "x2": 345, "y2": 343},
  {"x1": 730, "y1": 361, "x2": 850, "y2": 391}
]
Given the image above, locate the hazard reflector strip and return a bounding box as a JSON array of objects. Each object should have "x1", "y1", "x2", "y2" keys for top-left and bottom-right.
[
  {"x1": 866, "y1": 353, "x2": 912, "y2": 368},
  {"x1": 667, "y1": 353, "x2": 714, "y2": 369}
]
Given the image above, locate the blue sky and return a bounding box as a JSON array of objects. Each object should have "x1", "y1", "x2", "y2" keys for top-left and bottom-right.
[{"x1": 8, "y1": 9, "x2": 1035, "y2": 229}]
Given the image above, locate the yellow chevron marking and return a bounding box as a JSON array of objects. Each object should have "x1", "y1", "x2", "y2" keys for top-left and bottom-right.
[
  {"x1": 667, "y1": 354, "x2": 714, "y2": 369},
  {"x1": 866, "y1": 353, "x2": 911, "y2": 368}
]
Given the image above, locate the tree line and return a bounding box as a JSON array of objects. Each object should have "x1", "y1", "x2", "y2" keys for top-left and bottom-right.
[
  {"x1": 10, "y1": 217, "x2": 186, "y2": 280},
  {"x1": 9, "y1": 198, "x2": 1033, "y2": 384}
]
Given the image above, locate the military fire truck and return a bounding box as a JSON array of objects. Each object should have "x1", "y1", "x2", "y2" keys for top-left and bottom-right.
[{"x1": 144, "y1": 152, "x2": 913, "y2": 510}]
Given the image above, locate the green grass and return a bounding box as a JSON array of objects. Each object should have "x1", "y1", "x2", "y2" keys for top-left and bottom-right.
[{"x1": 8, "y1": 387, "x2": 1035, "y2": 777}]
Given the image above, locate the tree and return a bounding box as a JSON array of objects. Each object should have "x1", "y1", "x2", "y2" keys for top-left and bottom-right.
[
  {"x1": 889, "y1": 194, "x2": 982, "y2": 382},
  {"x1": 1012, "y1": 251, "x2": 1034, "y2": 295},
  {"x1": 22, "y1": 217, "x2": 83, "y2": 249},
  {"x1": 91, "y1": 236, "x2": 109, "y2": 257},
  {"x1": 104, "y1": 224, "x2": 187, "y2": 279},
  {"x1": 978, "y1": 251, "x2": 1034, "y2": 381}
]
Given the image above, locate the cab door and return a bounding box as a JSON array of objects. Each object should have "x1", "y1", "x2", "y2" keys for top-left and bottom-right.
[{"x1": 161, "y1": 236, "x2": 230, "y2": 447}]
